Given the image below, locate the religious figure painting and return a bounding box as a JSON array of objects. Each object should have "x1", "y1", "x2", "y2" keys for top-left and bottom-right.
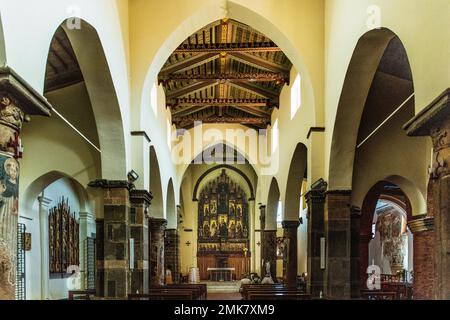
[{"x1": 0, "y1": 155, "x2": 19, "y2": 300}]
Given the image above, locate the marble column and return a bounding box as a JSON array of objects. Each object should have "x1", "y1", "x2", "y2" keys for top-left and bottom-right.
[
  {"x1": 38, "y1": 196, "x2": 52, "y2": 300},
  {"x1": 324, "y1": 190, "x2": 352, "y2": 299},
  {"x1": 404, "y1": 88, "x2": 450, "y2": 299},
  {"x1": 149, "y1": 218, "x2": 167, "y2": 286},
  {"x1": 282, "y1": 220, "x2": 300, "y2": 288},
  {"x1": 88, "y1": 180, "x2": 133, "y2": 299},
  {"x1": 0, "y1": 67, "x2": 51, "y2": 300},
  {"x1": 305, "y1": 188, "x2": 326, "y2": 297},
  {"x1": 129, "y1": 189, "x2": 152, "y2": 294},
  {"x1": 408, "y1": 216, "x2": 434, "y2": 299}
]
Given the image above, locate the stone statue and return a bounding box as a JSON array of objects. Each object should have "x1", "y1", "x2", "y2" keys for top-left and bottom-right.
[{"x1": 261, "y1": 260, "x2": 274, "y2": 284}]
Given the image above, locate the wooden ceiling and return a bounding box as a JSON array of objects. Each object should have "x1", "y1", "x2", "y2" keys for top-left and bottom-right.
[
  {"x1": 159, "y1": 19, "x2": 292, "y2": 130},
  {"x1": 44, "y1": 27, "x2": 84, "y2": 93}
]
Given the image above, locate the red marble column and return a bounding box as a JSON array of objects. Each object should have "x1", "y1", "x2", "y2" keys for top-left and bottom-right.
[{"x1": 408, "y1": 216, "x2": 434, "y2": 299}]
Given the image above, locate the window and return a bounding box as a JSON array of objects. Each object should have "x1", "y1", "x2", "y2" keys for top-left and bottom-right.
[
  {"x1": 167, "y1": 119, "x2": 172, "y2": 149},
  {"x1": 151, "y1": 83, "x2": 158, "y2": 116},
  {"x1": 276, "y1": 200, "x2": 283, "y2": 223},
  {"x1": 290, "y1": 74, "x2": 302, "y2": 119},
  {"x1": 372, "y1": 223, "x2": 376, "y2": 239},
  {"x1": 272, "y1": 119, "x2": 279, "y2": 153}
]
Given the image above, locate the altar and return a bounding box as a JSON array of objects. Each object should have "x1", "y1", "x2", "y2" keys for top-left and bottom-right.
[{"x1": 207, "y1": 267, "x2": 235, "y2": 282}]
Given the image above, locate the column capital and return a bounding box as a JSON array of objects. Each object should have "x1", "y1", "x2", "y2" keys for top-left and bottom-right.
[
  {"x1": 404, "y1": 88, "x2": 450, "y2": 179},
  {"x1": 408, "y1": 216, "x2": 434, "y2": 234},
  {"x1": 282, "y1": 220, "x2": 300, "y2": 229},
  {"x1": 79, "y1": 211, "x2": 95, "y2": 221},
  {"x1": 149, "y1": 218, "x2": 167, "y2": 231},
  {"x1": 37, "y1": 196, "x2": 52, "y2": 208},
  {"x1": 88, "y1": 179, "x2": 134, "y2": 190},
  {"x1": 130, "y1": 189, "x2": 153, "y2": 206}
]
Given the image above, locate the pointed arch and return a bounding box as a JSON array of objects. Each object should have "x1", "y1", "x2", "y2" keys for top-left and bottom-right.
[
  {"x1": 150, "y1": 146, "x2": 164, "y2": 218},
  {"x1": 266, "y1": 177, "x2": 280, "y2": 230},
  {"x1": 329, "y1": 28, "x2": 414, "y2": 190},
  {"x1": 45, "y1": 19, "x2": 127, "y2": 180},
  {"x1": 284, "y1": 143, "x2": 307, "y2": 220},
  {"x1": 166, "y1": 178, "x2": 176, "y2": 228}
]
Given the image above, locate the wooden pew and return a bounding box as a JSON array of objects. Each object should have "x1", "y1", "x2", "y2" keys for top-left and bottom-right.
[
  {"x1": 247, "y1": 292, "x2": 311, "y2": 300},
  {"x1": 129, "y1": 290, "x2": 193, "y2": 300},
  {"x1": 361, "y1": 291, "x2": 397, "y2": 300},
  {"x1": 151, "y1": 284, "x2": 207, "y2": 300},
  {"x1": 240, "y1": 284, "x2": 285, "y2": 299},
  {"x1": 68, "y1": 290, "x2": 96, "y2": 300}
]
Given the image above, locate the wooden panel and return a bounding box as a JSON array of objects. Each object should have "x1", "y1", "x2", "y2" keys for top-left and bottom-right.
[
  {"x1": 228, "y1": 257, "x2": 249, "y2": 280},
  {"x1": 197, "y1": 256, "x2": 216, "y2": 280}
]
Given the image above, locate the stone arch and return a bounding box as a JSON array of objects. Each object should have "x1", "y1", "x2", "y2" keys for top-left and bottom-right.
[
  {"x1": 140, "y1": 0, "x2": 317, "y2": 128},
  {"x1": 22, "y1": 170, "x2": 89, "y2": 214},
  {"x1": 192, "y1": 164, "x2": 255, "y2": 202},
  {"x1": 329, "y1": 28, "x2": 414, "y2": 190},
  {"x1": 150, "y1": 146, "x2": 164, "y2": 218},
  {"x1": 266, "y1": 177, "x2": 280, "y2": 231},
  {"x1": 284, "y1": 143, "x2": 307, "y2": 220},
  {"x1": 46, "y1": 19, "x2": 127, "y2": 180},
  {"x1": 166, "y1": 178, "x2": 176, "y2": 228}
]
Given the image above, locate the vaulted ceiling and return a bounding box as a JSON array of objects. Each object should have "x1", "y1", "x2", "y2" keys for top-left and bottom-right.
[
  {"x1": 44, "y1": 27, "x2": 84, "y2": 93},
  {"x1": 159, "y1": 19, "x2": 293, "y2": 130}
]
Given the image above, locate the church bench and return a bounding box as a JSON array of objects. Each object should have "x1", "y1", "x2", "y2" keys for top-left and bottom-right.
[
  {"x1": 240, "y1": 284, "x2": 285, "y2": 299},
  {"x1": 361, "y1": 291, "x2": 397, "y2": 300},
  {"x1": 247, "y1": 292, "x2": 311, "y2": 300},
  {"x1": 68, "y1": 290, "x2": 96, "y2": 300},
  {"x1": 244, "y1": 289, "x2": 307, "y2": 300},
  {"x1": 151, "y1": 284, "x2": 207, "y2": 300},
  {"x1": 128, "y1": 290, "x2": 194, "y2": 300}
]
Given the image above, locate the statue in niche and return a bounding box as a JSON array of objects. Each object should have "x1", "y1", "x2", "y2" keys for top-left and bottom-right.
[
  {"x1": 219, "y1": 218, "x2": 228, "y2": 238},
  {"x1": 210, "y1": 200, "x2": 217, "y2": 215},
  {"x1": 228, "y1": 221, "x2": 236, "y2": 238},
  {"x1": 210, "y1": 221, "x2": 217, "y2": 238},
  {"x1": 203, "y1": 222, "x2": 210, "y2": 238},
  {"x1": 229, "y1": 201, "x2": 236, "y2": 217},
  {"x1": 236, "y1": 222, "x2": 243, "y2": 239},
  {"x1": 236, "y1": 204, "x2": 242, "y2": 219}
]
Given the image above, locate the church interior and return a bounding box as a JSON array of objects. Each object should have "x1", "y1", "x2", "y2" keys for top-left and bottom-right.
[{"x1": 0, "y1": 0, "x2": 448, "y2": 301}]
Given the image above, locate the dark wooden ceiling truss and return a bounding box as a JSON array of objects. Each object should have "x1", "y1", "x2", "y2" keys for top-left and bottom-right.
[
  {"x1": 158, "y1": 19, "x2": 293, "y2": 129},
  {"x1": 44, "y1": 27, "x2": 84, "y2": 93}
]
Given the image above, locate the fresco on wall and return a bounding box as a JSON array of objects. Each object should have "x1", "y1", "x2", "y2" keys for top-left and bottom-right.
[
  {"x1": 0, "y1": 155, "x2": 19, "y2": 299},
  {"x1": 198, "y1": 169, "x2": 249, "y2": 253},
  {"x1": 376, "y1": 210, "x2": 406, "y2": 274}
]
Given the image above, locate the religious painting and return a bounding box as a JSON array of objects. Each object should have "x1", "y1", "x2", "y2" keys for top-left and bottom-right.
[
  {"x1": 24, "y1": 233, "x2": 32, "y2": 251},
  {"x1": 0, "y1": 155, "x2": 19, "y2": 300},
  {"x1": 49, "y1": 197, "x2": 80, "y2": 275},
  {"x1": 197, "y1": 169, "x2": 249, "y2": 254}
]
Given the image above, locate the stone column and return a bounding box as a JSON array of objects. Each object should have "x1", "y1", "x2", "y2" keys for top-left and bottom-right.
[
  {"x1": 349, "y1": 207, "x2": 371, "y2": 299},
  {"x1": 324, "y1": 190, "x2": 352, "y2": 299},
  {"x1": 38, "y1": 196, "x2": 52, "y2": 300},
  {"x1": 149, "y1": 218, "x2": 167, "y2": 286},
  {"x1": 282, "y1": 220, "x2": 300, "y2": 288},
  {"x1": 305, "y1": 188, "x2": 326, "y2": 297},
  {"x1": 0, "y1": 67, "x2": 51, "y2": 300},
  {"x1": 404, "y1": 88, "x2": 450, "y2": 299},
  {"x1": 259, "y1": 205, "x2": 266, "y2": 272},
  {"x1": 129, "y1": 189, "x2": 152, "y2": 294},
  {"x1": 408, "y1": 216, "x2": 434, "y2": 299},
  {"x1": 88, "y1": 180, "x2": 133, "y2": 299},
  {"x1": 164, "y1": 229, "x2": 180, "y2": 283}
]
